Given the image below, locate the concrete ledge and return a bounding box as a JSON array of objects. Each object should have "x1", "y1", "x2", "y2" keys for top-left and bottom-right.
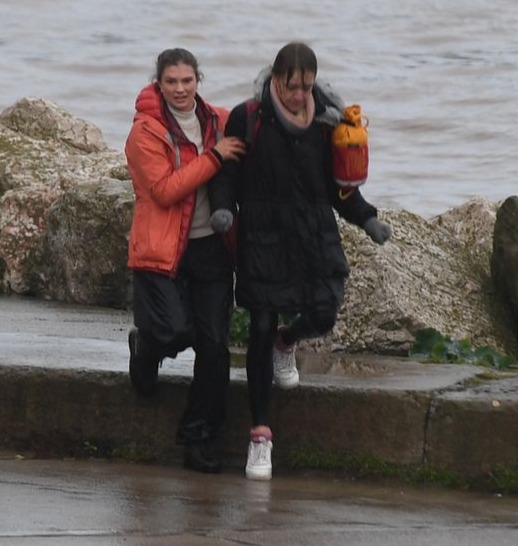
[
  {"x1": 2, "y1": 359, "x2": 518, "y2": 482},
  {"x1": 2, "y1": 295, "x2": 518, "y2": 485},
  {"x1": 0, "y1": 363, "x2": 428, "y2": 466},
  {"x1": 426, "y1": 377, "x2": 518, "y2": 474}
]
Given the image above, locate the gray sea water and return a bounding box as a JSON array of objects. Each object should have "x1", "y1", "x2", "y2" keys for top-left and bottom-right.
[{"x1": 1, "y1": 0, "x2": 517, "y2": 217}]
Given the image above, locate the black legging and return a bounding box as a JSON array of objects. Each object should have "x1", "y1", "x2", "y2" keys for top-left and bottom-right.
[{"x1": 246, "y1": 306, "x2": 338, "y2": 426}]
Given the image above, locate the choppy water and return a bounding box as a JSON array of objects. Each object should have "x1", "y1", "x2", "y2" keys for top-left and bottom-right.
[{"x1": 1, "y1": 0, "x2": 517, "y2": 217}]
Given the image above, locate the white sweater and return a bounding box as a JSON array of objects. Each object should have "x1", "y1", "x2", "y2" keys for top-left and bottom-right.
[{"x1": 169, "y1": 102, "x2": 213, "y2": 239}]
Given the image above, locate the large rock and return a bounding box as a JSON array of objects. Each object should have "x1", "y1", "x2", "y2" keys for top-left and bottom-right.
[
  {"x1": 491, "y1": 196, "x2": 518, "y2": 329},
  {"x1": 0, "y1": 97, "x2": 107, "y2": 153},
  {"x1": 0, "y1": 98, "x2": 516, "y2": 356},
  {"x1": 0, "y1": 97, "x2": 131, "y2": 304},
  {"x1": 34, "y1": 179, "x2": 134, "y2": 307},
  {"x1": 300, "y1": 198, "x2": 517, "y2": 356}
]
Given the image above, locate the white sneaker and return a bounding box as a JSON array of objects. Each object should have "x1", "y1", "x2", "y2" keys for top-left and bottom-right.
[
  {"x1": 273, "y1": 345, "x2": 299, "y2": 389},
  {"x1": 245, "y1": 437, "x2": 273, "y2": 480}
]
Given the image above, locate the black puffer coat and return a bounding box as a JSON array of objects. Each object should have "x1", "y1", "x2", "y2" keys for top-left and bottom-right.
[{"x1": 210, "y1": 80, "x2": 377, "y2": 314}]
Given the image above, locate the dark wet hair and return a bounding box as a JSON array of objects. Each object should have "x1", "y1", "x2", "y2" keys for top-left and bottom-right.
[
  {"x1": 154, "y1": 48, "x2": 203, "y2": 82},
  {"x1": 271, "y1": 42, "x2": 318, "y2": 84}
]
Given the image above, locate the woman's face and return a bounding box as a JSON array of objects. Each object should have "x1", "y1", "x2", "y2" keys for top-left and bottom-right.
[
  {"x1": 274, "y1": 69, "x2": 315, "y2": 115},
  {"x1": 158, "y1": 62, "x2": 198, "y2": 112}
]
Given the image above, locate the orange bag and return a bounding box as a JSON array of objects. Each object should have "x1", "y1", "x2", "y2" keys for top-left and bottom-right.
[{"x1": 331, "y1": 104, "x2": 369, "y2": 199}]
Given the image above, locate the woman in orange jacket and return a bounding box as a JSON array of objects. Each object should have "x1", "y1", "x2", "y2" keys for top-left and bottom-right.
[{"x1": 125, "y1": 48, "x2": 245, "y2": 474}]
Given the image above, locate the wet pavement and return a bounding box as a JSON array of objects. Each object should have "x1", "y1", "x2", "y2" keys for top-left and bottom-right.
[
  {"x1": 0, "y1": 295, "x2": 198, "y2": 376},
  {"x1": 2, "y1": 294, "x2": 518, "y2": 544},
  {"x1": 0, "y1": 294, "x2": 486, "y2": 389},
  {"x1": 1, "y1": 457, "x2": 518, "y2": 546}
]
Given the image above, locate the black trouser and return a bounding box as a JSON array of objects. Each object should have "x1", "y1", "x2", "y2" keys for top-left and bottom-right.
[
  {"x1": 246, "y1": 306, "x2": 338, "y2": 426},
  {"x1": 133, "y1": 234, "x2": 233, "y2": 445}
]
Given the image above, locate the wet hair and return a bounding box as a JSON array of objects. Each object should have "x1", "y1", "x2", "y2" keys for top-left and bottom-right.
[
  {"x1": 154, "y1": 48, "x2": 203, "y2": 83},
  {"x1": 271, "y1": 42, "x2": 318, "y2": 85}
]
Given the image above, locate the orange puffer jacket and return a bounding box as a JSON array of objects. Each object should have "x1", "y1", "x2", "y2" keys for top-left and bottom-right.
[{"x1": 125, "y1": 83, "x2": 229, "y2": 276}]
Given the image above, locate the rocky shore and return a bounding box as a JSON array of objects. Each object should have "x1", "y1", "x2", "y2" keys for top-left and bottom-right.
[{"x1": 1, "y1": 97, "x2": 517, "y2": 357}]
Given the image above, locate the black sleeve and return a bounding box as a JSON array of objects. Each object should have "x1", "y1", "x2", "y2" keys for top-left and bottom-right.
[
  {"x1": 331, "y1": 187, "x2": 378, "y2": 228},
  {"x1": 207, "y1": 102, "x2": 249, "y2": 213}
]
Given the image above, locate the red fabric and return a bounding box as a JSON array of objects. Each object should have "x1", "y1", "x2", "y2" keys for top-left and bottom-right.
[{"x1": 332, "y1": 145, "x2": 369, "y2": 187}]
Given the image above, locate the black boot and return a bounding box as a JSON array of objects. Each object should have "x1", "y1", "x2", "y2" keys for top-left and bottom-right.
[
  {"x1": 183, "y1": 441, "x2": 222, "y2": 474},
  {"x1": 128, "y1": 327, "x2": 160, "y2": 396}
]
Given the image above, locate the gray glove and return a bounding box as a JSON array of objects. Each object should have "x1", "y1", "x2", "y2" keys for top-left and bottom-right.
[
  {"x1": 210, "y1": 209, "x2": 234, "y2": 233},
  {"x1": 363, "y1": 217, "x2": 391, "y2": 245}
]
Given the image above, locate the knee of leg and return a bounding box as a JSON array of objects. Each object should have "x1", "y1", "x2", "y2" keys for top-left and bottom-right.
[
  {"x1": 197, "y1": 335, "x2": 227, "y2": 356},
  {"x1": 250, "y1": 311, "x2": 277, "y2": 344},
  {"x1": 212, "y1": 343, "x2": 231, "y2": 377},
  {"x1": 311, "y1": 309, "x2": 337, "y2": 336}
]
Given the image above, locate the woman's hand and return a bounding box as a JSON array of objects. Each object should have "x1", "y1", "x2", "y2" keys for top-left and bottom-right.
[{"x1": 213, "y1": 136, "x2": 246, "y2": 162}]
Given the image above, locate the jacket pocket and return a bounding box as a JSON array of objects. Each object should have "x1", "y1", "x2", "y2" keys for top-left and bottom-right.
[{"x1": 240, "y1": 231, "x2": 289, "y2": 283}]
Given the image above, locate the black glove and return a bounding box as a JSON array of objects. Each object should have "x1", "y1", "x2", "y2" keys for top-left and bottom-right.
[
  {"x1": 210, "y1": 209, "x2": 233, "y2": 233},
  {"x1": 363, "y1": 217, "x2": 391, "y2": 245}
]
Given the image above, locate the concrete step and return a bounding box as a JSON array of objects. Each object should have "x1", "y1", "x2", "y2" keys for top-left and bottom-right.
[{"x1": 1, "y1": 295, "x2": 518, "y2": 488}]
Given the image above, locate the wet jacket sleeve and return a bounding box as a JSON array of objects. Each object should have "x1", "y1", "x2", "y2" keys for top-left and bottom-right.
[
  {"x1": 331, "y1": 187, "x2": 378, "y2": 228},
  {"x1": 126, "y1": 120, "x2": 222, "y2": 207}
]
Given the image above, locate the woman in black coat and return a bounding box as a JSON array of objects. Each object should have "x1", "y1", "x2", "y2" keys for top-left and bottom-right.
[{"x1": 209, "y1": 42, "x2": 391, "y2": 480}]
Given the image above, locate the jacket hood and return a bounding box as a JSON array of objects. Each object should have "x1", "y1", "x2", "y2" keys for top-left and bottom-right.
[
  {"x1": 134, "y1": 83, "x2": 163, "y2": 123},
  {"x1": 252, "y1": 66, "x2": 345, "y2": 126}
]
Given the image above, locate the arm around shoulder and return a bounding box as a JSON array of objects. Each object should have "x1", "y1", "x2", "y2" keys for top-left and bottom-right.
[
  {"x1": 207, "y1": 103, "x2": 249, "y2": 229},
  {"x1": 126, "y1": 119, "x2": 223, "y2": 206}
]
